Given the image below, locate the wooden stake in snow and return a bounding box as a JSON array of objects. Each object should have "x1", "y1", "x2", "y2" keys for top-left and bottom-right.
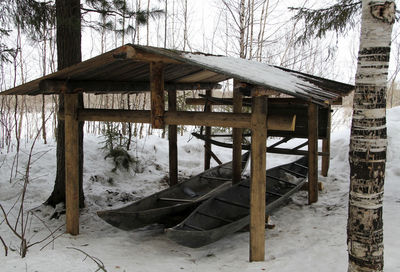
[{"x1": 348, "y1": 1, "x2": 395, "y2": 271}]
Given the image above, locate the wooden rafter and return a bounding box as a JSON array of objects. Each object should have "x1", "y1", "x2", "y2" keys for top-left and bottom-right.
[
  {"x1": 175, "y1": 70, "x2": 220, "y2": 83},
  {"x1": 113, "y1": 45, "x2": 181, "y2": 63},
  {"x1": 39, "y1": 79, "x2": 222, "y2": 94}
]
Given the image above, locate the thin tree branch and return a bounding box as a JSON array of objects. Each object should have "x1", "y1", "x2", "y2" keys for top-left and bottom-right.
[
  {"x1": 0, "y1": 235, "x2": 8, "y2": 256},
  {"x1": 67, "y1": 247, "x2": 107, "y2": 272}
]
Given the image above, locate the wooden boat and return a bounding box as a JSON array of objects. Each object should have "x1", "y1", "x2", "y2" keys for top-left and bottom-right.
[
  {"x1": 165, "y1": 156, "x2": 308, "y2": 248},
  {"x1": 97, "y1": 152, "x2": 250, "y2": 230}
]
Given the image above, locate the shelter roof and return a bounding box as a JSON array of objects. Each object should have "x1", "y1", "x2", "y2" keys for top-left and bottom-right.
[{"x1": 0, "y1": 44, "x2": 354, "y2": 105}]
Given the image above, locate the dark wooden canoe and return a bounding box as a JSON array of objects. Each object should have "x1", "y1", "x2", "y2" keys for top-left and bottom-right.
[
  {"x1": 165, "y1": 156, "x2": 308, "y2": 248},
  {"x1": 97, "y1": 152, "x2": 250, "y2": 230}
]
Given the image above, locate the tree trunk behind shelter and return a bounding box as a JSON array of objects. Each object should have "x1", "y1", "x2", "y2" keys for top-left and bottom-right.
[
  {"x1": 46, "y1": 0, "x2": 84, "y2": 208},
  {"x1": 347, "y1": 1, "x2": 395, "y2": 271}
]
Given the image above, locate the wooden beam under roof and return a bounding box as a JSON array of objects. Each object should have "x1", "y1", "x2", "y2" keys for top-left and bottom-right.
[
  {"x1": 186, "y1": 97, "x2": 311, "y2": 106},
  {"x1": 113, "y1": 45, "x2": 182, "y2": 63},
  {"x1": 175, "y1": 70, "x2": 220, "y2": 83},
  {"x1": 72, "y1": 109, "x2": 295, "y2": 130},
  {"x1": 39, "y1": 79, "x2": 222, "y2": 94}
]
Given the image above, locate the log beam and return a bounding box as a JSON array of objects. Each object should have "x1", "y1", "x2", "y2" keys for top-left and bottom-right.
[
  {"x1": 308, "y1": 102, "x2": 319, "y2": 204},
  {"x1": 64, "y1": 94, "x2": 80, "y2": 235},
  {"x1": 232, "y1": 81, "x2": 243, "y2": 184},
  {"x1": 204, "y1": 144, "x2": 223, "y2": 165},
  {"x1": 39, "y1": 79, "x2": 221, "y2": 94},
  {"x1": 113, "y1": 45, "x2": 181, "y2": 63},
  {"x1": 250, "y1": 95, "x2": 267, "y2": 262},
  {"x1": 191, "y1": 132, "x2": 328, "y2": 156},
  {"x1": 168, "y1": 89, "x2": 178, "y2": 186},
  {"x1": 186, "y1": 97, "x2": 310, "y2": 106},
  {"x1": 321, "y1": 106, "x2": 331, "y2": 177},
  {"x1": 150, "y1": 62, "x2": 165, "y2": 128},
  {"x1": 204, "y1": 89, "x2": 212, "y2": 170},
  {"x1": 75, "y1": 109, "x2": 295, "y2": 130}
]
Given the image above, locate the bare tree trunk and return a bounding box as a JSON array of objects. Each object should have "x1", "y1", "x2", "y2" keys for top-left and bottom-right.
[
  {"x1": 239, "y1": 0, "x2": 246, "y2": 58},
  {"x1": 146, "y1": 0, "x2": 151, "y2": 45},
  {"x1": 347, "y1": 1, "x2": 395, "y2": 271},
  {"x1": 248, "y1": 0, "x2": 254, "y2": 59},
  {"x1": 46, "y1": 0, "x2": 84, "y2": 208},
  {"x1": 183, "y1": 0, "x2": 188, "y2": 51},
  {"x1": 42, "y1": 25, "x2": 48, "y2": 144},
  {"x1": 164, "y1": 0, "x2": 168, "y2": 48},
  {"x1": 256, "y1": 0, "x2": 269, "y2": 61}
]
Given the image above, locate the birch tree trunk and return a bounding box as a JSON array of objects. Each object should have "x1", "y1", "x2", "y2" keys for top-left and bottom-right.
[{"x1": 348, "y1": 1, "x2": 395, "y2": 271}]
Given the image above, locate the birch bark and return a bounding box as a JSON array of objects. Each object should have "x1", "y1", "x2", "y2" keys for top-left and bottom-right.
[{"x1": 348, "y1": 1, "x2": 395, "y2": 271}]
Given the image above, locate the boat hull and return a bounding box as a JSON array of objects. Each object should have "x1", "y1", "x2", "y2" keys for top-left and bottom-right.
[
  {"x1": 97, "y1": 152, "x2": 250, "y2": 230},
  {"x1": 166, "y1": 156, "x2": 308, "y2": 248}
]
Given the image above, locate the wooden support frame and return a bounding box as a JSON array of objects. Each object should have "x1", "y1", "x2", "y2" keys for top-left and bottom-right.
[
  {"x1": 308, "y1": 103, "x2": 319, "y2": 204},
  {"x1": 113, "y1": 45, "x2": 182, "y2": 64},
  {"x1": 250, "y1": 95, "x2": 268, "y2": 262},
  {"x1": 204, "y1": 89, "x2": 212, "y2": 170},
  {"x1": 321, "y1": 106, "x2": 331, "y2": 177},
  {"x1": 232, "y1": 80, "x2": 243, "y2": 184},
  {"x1": 150, "y1": 62, "x2": 165, "y2": 129},
  {"x1": 204, "y1": 144, "x2": 223, "y2": 165},
  {"x1": 64, "y1": 94, "x2": 80, "y2": 235},
  {"x1": 186, "y1": 97, "x2": 310, "y2": 107},
  {"x1": 191, "y1": 132, "x2": 328, "y2": 156},
  {"x1": 39, "y1": 79, "x2": 221, "y2": 94},
  {"x1": 168, "y1": 90, "x2": 178, "y2": 186},
  {"x1": 75, "y1": 109, "x2": 295, "y2": 130}
]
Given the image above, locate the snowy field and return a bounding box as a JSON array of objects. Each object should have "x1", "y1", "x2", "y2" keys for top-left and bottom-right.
[{"x1": 0, "y1": 107, "x2": 399, "y2": 272}]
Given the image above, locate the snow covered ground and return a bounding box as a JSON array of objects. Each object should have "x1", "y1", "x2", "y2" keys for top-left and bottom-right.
[{"x1": 0, "y1": 107, "x2": 399, "y2": 272}]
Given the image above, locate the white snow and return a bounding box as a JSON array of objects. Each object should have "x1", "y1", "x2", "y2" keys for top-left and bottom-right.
[
  {"x1": 182, "y1": 53, "x2": 315, "y2": 96},
  {"x1": 1, "y1": 107, "x2": 400, "y2": 272}
]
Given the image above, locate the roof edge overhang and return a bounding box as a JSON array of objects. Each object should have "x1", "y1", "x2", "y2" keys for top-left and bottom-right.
[{"x1": 0, "y1": 44, "x2": 354, "y2": 106}]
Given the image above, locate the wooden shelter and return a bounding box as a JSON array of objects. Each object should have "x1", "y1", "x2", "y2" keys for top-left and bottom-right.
[{"x1": 0, "y1": 44, "x2": 354, "y2": 262}]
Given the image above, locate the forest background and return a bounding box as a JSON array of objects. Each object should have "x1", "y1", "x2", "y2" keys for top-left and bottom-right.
[{"x1": 1, "y1": 0, "x2": 399, "y2": 150}]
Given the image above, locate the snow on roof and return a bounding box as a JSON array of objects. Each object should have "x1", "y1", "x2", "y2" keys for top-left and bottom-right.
[
  {"x1": 182, "y1": 53, "x2": 310, "y2": 95},
  {"x1": 137, "y1": 45, "x2": 353, "y2": 104},
  {"x1": 0, "y1": 44, "x2": 353, "y2": 104}
]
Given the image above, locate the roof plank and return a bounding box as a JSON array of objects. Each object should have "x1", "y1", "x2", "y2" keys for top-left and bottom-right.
[{"x1": 0, "y1": 44, "x2": 354, "y2": 105}]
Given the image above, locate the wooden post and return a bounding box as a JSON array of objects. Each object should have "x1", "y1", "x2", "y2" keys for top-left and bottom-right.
[
  {"x1": 232, "y1": 80, "x2": 243, "y2": 184},
  {"x1": 321, "y1": 106, "x2": 331, "y2": 177},
  {"x1": 308, "y1": 102, "x2": 318, "y2": 204},
  {"x1": 168, "y1": 89, "x2": 178, "y2": 186},
  {"x1": 250, "y1": 95, "x2": 267, "y2": 262},
  {"x1": 150, "y1": 62, "x2": 165, "y2": 129},
  {"x1": 64, "y1": 93, "x2": 80, "y2": 235},
  {"x1": 204, "y1": 89, "x2": 212, "y2": 170}
]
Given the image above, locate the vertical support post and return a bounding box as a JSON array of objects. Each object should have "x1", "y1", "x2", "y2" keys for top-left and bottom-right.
[
  {"x1": 321, "y1": 106, "x2": 331, "y2": 177},
  {"x1": 250, "y1": 95, "x2": 267, "y2": 262},
  {"x1": 168, "y1": 89, "x2": 178, "y2": 186},
  {"x1": 64, "y1": 93, "x2": 80, "y2": 235},
  {"x1": 232, "y1": 80, "x2": 243, "y2": 184},
  {"x1": 308, "y1": 102, "x2": 318, "y2": 204},
  {"x1": 204, "y1": 89, "x2": 212, "y2": 170},
  {"x1": 150, "y1": 62, "x2": 165, "y2": 129}
]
